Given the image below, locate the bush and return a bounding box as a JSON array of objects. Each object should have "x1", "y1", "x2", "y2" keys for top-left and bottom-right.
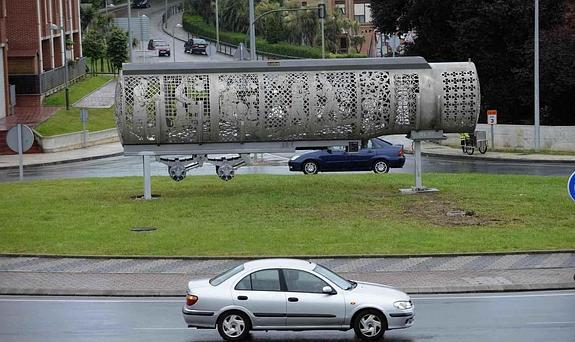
[{"x1": 182, "y1": 13, "x2": 324, "y2": 59}]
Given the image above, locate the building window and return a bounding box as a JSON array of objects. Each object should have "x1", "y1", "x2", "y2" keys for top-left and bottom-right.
[
  {"x1": 335, "y1": 1, "x2": 345, "y2": 14},
  {"x1": 354, "y1": 3, "x2": 372, "y2": 23}
]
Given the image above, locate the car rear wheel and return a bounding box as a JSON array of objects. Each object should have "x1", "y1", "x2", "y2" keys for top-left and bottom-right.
[
  {"x1": 217, "y1": 311, "x2": 250, "y2": 341},
  {"x1": 353, "y1": 309, "x2": 386, "y2": 341},
  {"x1": 373, "y1": 160, "x2": 390, "y2": 174},
  {"x1": 302, "y1": 160, "x2": 319, "y2": 175}
]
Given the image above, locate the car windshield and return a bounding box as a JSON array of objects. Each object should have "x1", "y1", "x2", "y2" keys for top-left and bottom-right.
[
  {"x1": 371, "y1": 138, "x2": 391, "y2": 149},
  {"x1": 195, "y1": 39, "x2": 207, "y2": 44},
  {"x1": 155, "y1": 41, "x2": 169, "y2": 47},
  {"x1": 209, "y1": 264, "x2": 244, "y2": 286},
  {"x1": 313, "y1": 264, "x2": 353, "y2": 290}
]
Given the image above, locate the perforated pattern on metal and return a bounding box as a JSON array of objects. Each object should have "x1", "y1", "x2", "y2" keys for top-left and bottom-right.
[
  {"x1": 163, "y1": 75, "x2": 210, "y2": 143},
  {"x1": 123, "y1": 75, "x2": 163, "y2": 142},
  {"x1": 359, "y1": 71, "x2": 391, "y2": 135},
  {"x1": 441, "y1": 70, "x2": 478, "y2": 126},
  {"x1": 394, "y1": 74, "x2": 419, "y2": 127}
]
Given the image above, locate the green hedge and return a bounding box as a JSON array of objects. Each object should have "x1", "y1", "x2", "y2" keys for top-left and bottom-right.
[{"x1": 183, "y1": 13, "x2": 325, "y2": 59}]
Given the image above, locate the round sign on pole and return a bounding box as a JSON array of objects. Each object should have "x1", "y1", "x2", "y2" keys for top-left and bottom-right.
[
  {"x1": 568, "y1": 171, "x2": 575, "y2": 203},
  {"x1": 6, "y1": 124, "x2": 34, "y2": 153}
]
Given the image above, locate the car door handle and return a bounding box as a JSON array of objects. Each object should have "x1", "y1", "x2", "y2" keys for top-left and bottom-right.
[
  {"x1": 288, "y1": 297, "x2": 299, "y2": 302},
  {"x1": 237, "y1": 296, "x2": 248, "y2": 301}
]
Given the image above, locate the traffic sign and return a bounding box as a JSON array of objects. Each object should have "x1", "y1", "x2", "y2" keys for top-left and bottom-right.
[
  {"x1": 568, "y1": 171, "x2": 575, "y2": 202},
  {"x1": 487, "y1": 110, "x2": 497, "y2": 125},
  {"x1": 6, "y1": 124, "x2": 34, "y2": 153}
]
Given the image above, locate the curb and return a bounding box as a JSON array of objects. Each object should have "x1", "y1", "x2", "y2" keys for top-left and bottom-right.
[
  {"x1": 1, "y1": 250, "x2": 573, "y2": 260},
  {"x1": 420, "y1": 151, "x2": 575, "y2": 164},
  {"x1": 1, "y1": 284, "x2": 573, "y2": 297}
]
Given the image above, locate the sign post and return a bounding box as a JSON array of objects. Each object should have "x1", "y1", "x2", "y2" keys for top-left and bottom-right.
[
  {"x1": 487, "y1": 109, "x2": 497, "y2": 149},
  {"x1": 568, "y1": 171, "x2": 575, "y2": 203},
  {"x1": 80, "y1": 108, "x2": 89, "y2": 148},
  {"x1": 6, "y1": 124, "x2": 34, "y2": 181}
]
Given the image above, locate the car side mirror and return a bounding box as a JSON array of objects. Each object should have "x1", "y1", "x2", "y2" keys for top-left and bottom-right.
[{"x1": 322, "y1": 286, "x2": 336, "y2": 295}]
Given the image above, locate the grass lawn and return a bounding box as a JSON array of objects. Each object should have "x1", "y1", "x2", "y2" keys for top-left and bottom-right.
[
  {"x1": 34, "y1": 106, "x2": 116, "y2": 136},
  {"x1": 43, "y1": 75, "x2": 114, "y2": 106},
  {"x1": 0, "y1": 173, "x2": 573, "y2": 257}
]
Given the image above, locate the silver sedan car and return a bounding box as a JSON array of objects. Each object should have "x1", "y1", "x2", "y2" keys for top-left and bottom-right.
[{"x1": 182, "y1": 259, "x2": 414, "y2": 341}]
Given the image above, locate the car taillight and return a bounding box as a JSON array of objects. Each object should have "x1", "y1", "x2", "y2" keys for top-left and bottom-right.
[
  {"x1": 398, "y1": 146, "x2": 404, "y2": 156},
  {"x1": 192, "y1": 45, "x2": 198, "y2": 48},
  {"x1": 186, "y1": 294, "x2": 198, "y2": 306}
]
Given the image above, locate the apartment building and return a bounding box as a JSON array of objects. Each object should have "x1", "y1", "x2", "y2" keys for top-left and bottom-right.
[
  {"x1": 301, "y1": 0, "x2": 376, "y2": 55},
  {"x1": 4, "y1": 0, "x2": 84, "y2": 108}
]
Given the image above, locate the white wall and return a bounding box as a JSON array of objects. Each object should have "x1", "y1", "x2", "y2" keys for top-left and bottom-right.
[{"x1": 439, "y1": 124, "x2": 575, "y2": 152}]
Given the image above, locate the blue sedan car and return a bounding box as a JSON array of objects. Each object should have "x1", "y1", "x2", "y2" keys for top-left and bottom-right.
[{"x1": 289, "y1": 138, "x2": 405, "y2": 175}]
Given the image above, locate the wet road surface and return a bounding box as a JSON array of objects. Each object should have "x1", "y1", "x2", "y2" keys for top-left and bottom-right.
[
  {"x1": 1, "y1": 153, "x2": 573, "y2": 182},
  {"x1": 0, "y1": 291, "x2": 573, "y2": 342}
]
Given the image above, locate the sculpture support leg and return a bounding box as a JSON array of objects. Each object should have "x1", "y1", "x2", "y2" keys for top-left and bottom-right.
[
  {"x1": 143, "y1": 155, "x2": 152, "y2": 200},
  {"x1": 414, "y1": 140, "x2": 423, "y2": 190}
]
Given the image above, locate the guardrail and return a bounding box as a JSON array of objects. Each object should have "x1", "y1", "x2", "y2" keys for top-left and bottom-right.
[{"x1": 8, "y1": 58, "x2": 87, "y2": 95}]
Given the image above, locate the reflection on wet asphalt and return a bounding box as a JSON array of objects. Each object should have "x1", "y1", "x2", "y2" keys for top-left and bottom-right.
[{"x1": 1, "y1": 154, "x2": 573, "y2": 182}]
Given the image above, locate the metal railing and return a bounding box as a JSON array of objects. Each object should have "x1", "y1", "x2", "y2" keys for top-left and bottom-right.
[{"x1": 8, "y1": 58, "x2": 87, "y2": 95}]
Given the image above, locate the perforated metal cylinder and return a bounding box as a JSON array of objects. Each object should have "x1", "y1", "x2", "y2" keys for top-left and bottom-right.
[{"x1": 115, "y1": 58, "x2": 480, "y2": 145}]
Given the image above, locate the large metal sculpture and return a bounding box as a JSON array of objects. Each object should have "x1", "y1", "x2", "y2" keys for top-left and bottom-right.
[{"x1": 115, "y1": 57, "x2": 480, "y2": 183}]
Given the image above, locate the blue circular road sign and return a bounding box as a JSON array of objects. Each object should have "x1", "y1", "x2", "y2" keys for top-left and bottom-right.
[{"x1": 569, "y1": 171, "x2": 575, "y2": 202}]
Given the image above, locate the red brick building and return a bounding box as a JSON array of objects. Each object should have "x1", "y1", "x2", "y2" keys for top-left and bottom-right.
[
  {"x1": 3, "y1": 0, "x2": 84, "y2": 110},
  {"x1": 1, "y1": 0, "x2": 8, "y2": 119}
]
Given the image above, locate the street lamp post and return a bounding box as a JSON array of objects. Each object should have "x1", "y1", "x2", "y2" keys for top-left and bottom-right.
[
  {"x1": 320, "y1": 0, "x2": 325, "y2": 59},
  {"x1": 50, "y1": 23, "x2": 69, "y2": 110},
  {"x1": 128, "y1": 1, "x2": 133, "y2": 62},
  {"x1": 249, "y1": 0, "x2": 256, "y2": 60},
  {"x1": 534, "y1": 0, "x2": 540, "y2": 151},
  {"x1": 173, "y1": 23, "x2": 183, "y2": 62},
  {"x1": 215, "y1": 0, "x2": 220, "y2": 51}
]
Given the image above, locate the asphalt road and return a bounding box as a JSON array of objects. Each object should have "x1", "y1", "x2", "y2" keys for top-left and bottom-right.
[
  {"x1": 0, "y1": 291, "x2": 573, "y2": 342},
  {"x1": 0, "y1": 153, "x2": 573, "y2": 182},
  {"x1": 115, "y1": 0, "x2": 232, "y2": 64}
]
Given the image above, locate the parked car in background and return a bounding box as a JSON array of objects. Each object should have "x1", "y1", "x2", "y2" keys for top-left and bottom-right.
[
  {"x1": 184, "y1": 38, "x2": 208, "y2": 55},
  {"x1": 148, "y1": 39, "x2": 170, "y2": 57},
  {"x1": 289, "y1": 138, "x2": 405, "y2": 175},
  {"x1": 182, "y1": 259, "x2": 414, "y2": 341},
  {"x1": 132, "y1": 0, "x2": 151, "y2": 8}
]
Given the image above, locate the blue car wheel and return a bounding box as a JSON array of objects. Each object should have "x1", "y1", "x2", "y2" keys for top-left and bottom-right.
[{"x1": 373, "y1": 160, "x2": 390, "y2": 174}]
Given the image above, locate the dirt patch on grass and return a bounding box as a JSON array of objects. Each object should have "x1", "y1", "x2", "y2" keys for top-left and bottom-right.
[{"x1": 401, "y1": 194, "x2": 506, "y2": 227}]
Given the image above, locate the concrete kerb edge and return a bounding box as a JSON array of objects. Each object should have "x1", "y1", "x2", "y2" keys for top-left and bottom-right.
[
  {"x1": 420, "y1": 151, "x2": 575, "y2": 164},
  {"x1": 0, "y1": 152, "x2": 125, "y2": 170},
  {"x1": 1, "y1": 249, "x2": 574, "y2": 260},
  {"x1": 2, "y1": 284, "x2": 574, "y2": 297}
]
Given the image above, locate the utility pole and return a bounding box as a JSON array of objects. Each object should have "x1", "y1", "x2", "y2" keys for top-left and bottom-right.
[
  {"x1": 215, "y1": 0, "x2": 220, "y2": 51},
  {"x1": 320, "y1": 0, "x2": 325, "y2": 59},
  {"x1": 534, "y1": 0, "x2": 540, "y2": 151},
  {"x1": 164, "y1": 0, "x2": 168, "y2": 29},
  {"x1": 128, "y1": 1, "x2": 133, "y2": 62},
  {"x1": 249, "y1": 0, "x2": 256, "y2": 60}
]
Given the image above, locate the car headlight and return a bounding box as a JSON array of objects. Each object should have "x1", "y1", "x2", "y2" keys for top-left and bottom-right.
[
  {"x1": 393, "y1": 300, "x2": 413, "y2": 310},
  {"x1": 289, "y1": 155, "x2": 299, "y2": 161}
]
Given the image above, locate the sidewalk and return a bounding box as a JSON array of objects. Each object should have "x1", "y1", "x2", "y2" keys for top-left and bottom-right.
[{"x1": 0, "y1": 253, "x2": 573, "y2": 296}]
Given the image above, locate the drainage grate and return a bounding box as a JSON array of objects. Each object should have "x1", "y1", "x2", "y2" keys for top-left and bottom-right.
[{"x1": 130, "y1": 227, "x2": 158, "y2": 232}]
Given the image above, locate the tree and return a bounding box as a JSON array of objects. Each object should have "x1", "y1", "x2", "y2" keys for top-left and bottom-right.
[
  {"x1": 80, "y1": 5, "x2": 96, "y2": 31},
  {"x1": 370, "y1": 0, "x2": 575, "y2": 125},
  {"x1": 324, "y1": 10, "x2": 353, "y2": 53},
  {"x1": 107, "y1": 26, "x2": 128, "y2": 75},
  {"x1": 349, "y1": 22, "x2": 365, "y2": 53},
  {"x1": 256, "y1": 0, "x2": 286, "y2": 44},
  {"x1": 82, "y1": 29, "x2": 107, "y2": 75}
]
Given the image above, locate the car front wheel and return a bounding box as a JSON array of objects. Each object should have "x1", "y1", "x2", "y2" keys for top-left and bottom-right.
[
  {"x1": 217, "y1": 311, "x2": 250, "y2": 341},
  {"x1": 302, "y1": 160, "x2": 319, "y2": 175},
  {"x1": 373, "y1": 160, "x2": 390, "y2": 174},
  {"x1": 353, "y1": 309, "x2": 386, "y2": 341}
]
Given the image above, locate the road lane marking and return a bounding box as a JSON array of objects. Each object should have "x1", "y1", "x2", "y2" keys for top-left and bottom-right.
[
  {"x1": 134, "y1": 328, "x2": 190, "y2": 330},
  {"x1": 525, "y1": 321, "x2": 575, "y2": 325},
  {"x1": 0, "y1": 298, "x2": 184, "y2": 303},
  {"x1": 415, "y1": 292, "x2": 575, "y2": 301}
]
